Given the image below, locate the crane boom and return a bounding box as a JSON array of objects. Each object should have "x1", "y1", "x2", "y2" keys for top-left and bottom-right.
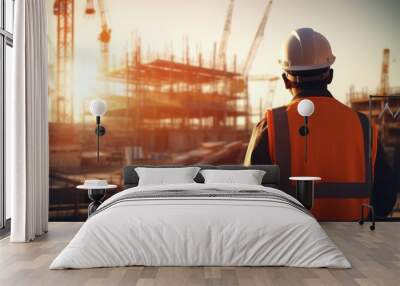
[
  {"x1": 98, "y1": 0, "x2": 108, "y2": 30},
  {"x1": 217, "y1": 0, "x2": 235, "y2": 70},
  {"x1": 242, "y1": 0, "x2": 272, "y2": 76}
]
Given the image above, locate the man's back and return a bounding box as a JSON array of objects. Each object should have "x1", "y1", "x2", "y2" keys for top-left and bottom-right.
[
  {"x1": 245, "y1": 27, "x2": 396, "y2": 219},
  {"x1": 265, "y1": 96, "x2": 376, "y2": 220},
  {"x1": 283, "y1": 96, "x2": 367, "y2": 182},
  {"x1": 267, "y1": 96, "x2": 376, "y2": 220}
]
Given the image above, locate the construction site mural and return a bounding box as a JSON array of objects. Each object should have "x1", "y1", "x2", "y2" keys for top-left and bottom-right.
[{"x1": 47, "y1": 0, "x2": 400, "y2": 220}]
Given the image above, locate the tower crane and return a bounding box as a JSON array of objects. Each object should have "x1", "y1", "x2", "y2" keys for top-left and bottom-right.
[
  {"x1": 242, "y1": 0, "x2": 273, "y2": 76},
  {"x1": 217, "y1": 0, "x2": 235, "y2": 70},
  {"x1": 380, "y1": 48, "x2": 390, "y2": 96},
  {"x1": 53, "y1": 0, "x2": 75, "y2": 123},
  {"x1": 241, "y1": 1, "x2": 273, "y2": 127},
  {"x1": 85, "y1": 0, "x2": 111, "y2": 73},
  {"x1": 52, "y1": 0, "x2": 110, "y2": 123}
]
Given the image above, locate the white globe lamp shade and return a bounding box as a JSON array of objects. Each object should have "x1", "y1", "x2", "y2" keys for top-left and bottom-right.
[
  {"x1": 90, "y1": 99, "x2": 107, "y2": 117},
  {"x1": 297, "y1": 99, "x2": 315, "y2": 117}
]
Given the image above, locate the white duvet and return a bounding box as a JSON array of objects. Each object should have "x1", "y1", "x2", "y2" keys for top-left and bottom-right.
[{"x1": 50, "y1": 183, "x2": 351, "y2": 269}]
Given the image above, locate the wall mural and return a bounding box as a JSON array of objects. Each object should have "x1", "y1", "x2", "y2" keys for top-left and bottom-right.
[{"x1": 47, "y1": 0, "x2": 400, "y2": 221}]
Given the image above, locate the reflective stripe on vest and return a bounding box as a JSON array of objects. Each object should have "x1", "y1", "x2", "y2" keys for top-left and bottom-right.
[
  {"x1": 271, "y1": 106, "x2": 372, "y2": 199},
  {"x1": 272, "y1": 106, "x2": 292, "y2": 194}
]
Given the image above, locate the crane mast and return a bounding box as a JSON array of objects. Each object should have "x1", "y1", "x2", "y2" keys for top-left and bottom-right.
[
  {"x1": 380, "y1": 48, "x2": 390, "y2": 96},
  {"x1": 217, "y1": 0, "x2": 235, "y2": 70},
  {"x1": 97, "y1": 0, "x2": 111, "y2": 73},
  {"x1": 85, "y1": 0, "x2": 111, "y2": 74},
  {"x1": 242, "y1": 0, "x2": 273, "y2": 76},
  {"x1": 53, "y1": 0, "x2": 74, "y2": 123}
]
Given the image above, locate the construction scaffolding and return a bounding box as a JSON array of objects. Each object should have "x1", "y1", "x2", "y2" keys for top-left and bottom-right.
[{"x1": 80, "y1": 39, "x2": 251, "y2": 165}]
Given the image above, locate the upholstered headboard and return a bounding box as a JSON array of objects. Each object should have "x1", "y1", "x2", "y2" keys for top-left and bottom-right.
[{"x1": 123, "y1": 165, "x2": 280, "y2": 189}]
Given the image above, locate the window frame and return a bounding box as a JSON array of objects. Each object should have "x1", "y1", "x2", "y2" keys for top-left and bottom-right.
[{"x1": 0, "y1": 0, "x2": 14, "y2": 230}]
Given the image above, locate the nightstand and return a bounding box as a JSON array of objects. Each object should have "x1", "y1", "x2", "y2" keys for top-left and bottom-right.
[
  {"x1": 289, "y1": 177, "x2": 321, "y2": 210},
  {"x1": 77, "y1": 184, "x2": 117, "y2": 216}
]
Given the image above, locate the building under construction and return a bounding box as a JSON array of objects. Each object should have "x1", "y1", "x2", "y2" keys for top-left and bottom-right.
[
  {"x1": 50, "y1": 0, "x2": 274, "y2": 168},
  {"x1": 49, "y1": 48, "x2": 253, "y2": 220},
  {"x1": 82, "y1": 41, "x2": 250, "y2": 161},
  {"x1": 49, "y1": 0, "x2": 275, "y2": 220}
]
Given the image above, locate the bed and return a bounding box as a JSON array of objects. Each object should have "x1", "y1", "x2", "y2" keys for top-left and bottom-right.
[{"x1": 50, "y1": 165, "x2": 350, "y2": 269}]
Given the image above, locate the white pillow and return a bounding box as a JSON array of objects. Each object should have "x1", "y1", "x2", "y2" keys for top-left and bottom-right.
[
  {"x1": 200, "y1": 169, "x2": 266, "y2": 185},
  {"x1": 135, "y1": 167, "x2": 201, "y2": 186}
]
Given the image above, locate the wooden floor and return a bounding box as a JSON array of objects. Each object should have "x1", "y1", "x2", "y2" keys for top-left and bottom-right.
[{"x1": 0, "y1": 222, "x2": 399, "y2": 286}]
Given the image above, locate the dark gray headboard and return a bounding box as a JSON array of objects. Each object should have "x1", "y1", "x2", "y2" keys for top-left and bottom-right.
[{"x1": 123, "y1": 165, "x2": 280, "y2": 189}]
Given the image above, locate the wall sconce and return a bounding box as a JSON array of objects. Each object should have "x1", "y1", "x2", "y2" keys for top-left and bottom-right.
[
  {"x1": 297, "y1": 99, "x2": 315, "y2": 163},
  {"x1": 89, "y1": 99, "x2": 107, "y2": 161}
]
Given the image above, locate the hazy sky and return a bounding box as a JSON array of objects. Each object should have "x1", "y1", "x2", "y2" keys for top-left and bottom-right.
[{"x1": 48, "y1": 0, "x2": 400, "y2": 121}]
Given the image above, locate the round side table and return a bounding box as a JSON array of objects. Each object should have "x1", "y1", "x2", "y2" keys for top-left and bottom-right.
[
  {"x1": 77, "y1": 184, "x2": 117, "y2": 216},
  {"x1": 289, "y1": 177, "x2": 321, "y2": 210}
]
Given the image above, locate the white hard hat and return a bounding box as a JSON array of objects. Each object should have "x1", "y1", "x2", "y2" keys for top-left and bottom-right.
[{"x1": 279, "y1": 28, "x2": 335, "y2": 72}]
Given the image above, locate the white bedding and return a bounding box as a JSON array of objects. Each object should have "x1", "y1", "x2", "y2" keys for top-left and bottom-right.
[{"x1": 50, "y1": 183, "x2": 351, "y2": 269}]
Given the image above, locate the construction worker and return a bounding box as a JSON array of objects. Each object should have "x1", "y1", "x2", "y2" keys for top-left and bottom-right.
[{"x1": 244, "y1": 28, "x2": 396, "y2": 220}]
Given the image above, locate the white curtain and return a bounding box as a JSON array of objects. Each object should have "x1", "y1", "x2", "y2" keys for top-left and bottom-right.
[{"x1": 9, "y1": 0, "x2": 49, "y2": 242}]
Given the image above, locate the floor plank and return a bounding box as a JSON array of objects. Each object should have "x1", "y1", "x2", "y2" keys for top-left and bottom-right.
[{"x1": 0, "y1": 222, "x2": 399, "y2": 286}]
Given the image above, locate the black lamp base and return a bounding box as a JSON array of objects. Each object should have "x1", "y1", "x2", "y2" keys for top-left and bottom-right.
[
  {"x1": 95, "y1": 125, "x2": 106, "y2": 136},
  {"x1": 298, "y1": 126, "x2": 309, "y2": 136},
  {"x1": 87, "y1": 189, "x2": 106, "y2": 216},
  {"x1": 295, "y1": 180, "x2": 314, "y2": 210}
]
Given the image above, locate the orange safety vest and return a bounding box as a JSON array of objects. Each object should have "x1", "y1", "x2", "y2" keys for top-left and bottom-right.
[{"x1": 265, "y1": 96, "x2": 378, "y2": 221}]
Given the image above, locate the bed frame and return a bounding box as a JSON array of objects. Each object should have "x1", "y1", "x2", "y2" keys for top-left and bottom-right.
[{"x1": 123, "y1": 165, "x2": 280, "y2": 189}]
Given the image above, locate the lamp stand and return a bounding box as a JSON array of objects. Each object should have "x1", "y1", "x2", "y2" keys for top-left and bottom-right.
[
  {"x1": 95, "y1": 116, "x2": 106, "y2": 161},
  {"x1": 304, "y1": 116, "x2": 308, "y2": 163},
  {"x1": 298, "y1": 116, "x2": 309, "y2": 163}
]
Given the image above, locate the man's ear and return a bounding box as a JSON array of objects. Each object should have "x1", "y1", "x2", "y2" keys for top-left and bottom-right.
[
  {"x1": 282, "y1": 73, "x2": 291, "y2": 89},
  {"x1": 327, "y1": 69, "x2": 333, "y2": 84}
]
